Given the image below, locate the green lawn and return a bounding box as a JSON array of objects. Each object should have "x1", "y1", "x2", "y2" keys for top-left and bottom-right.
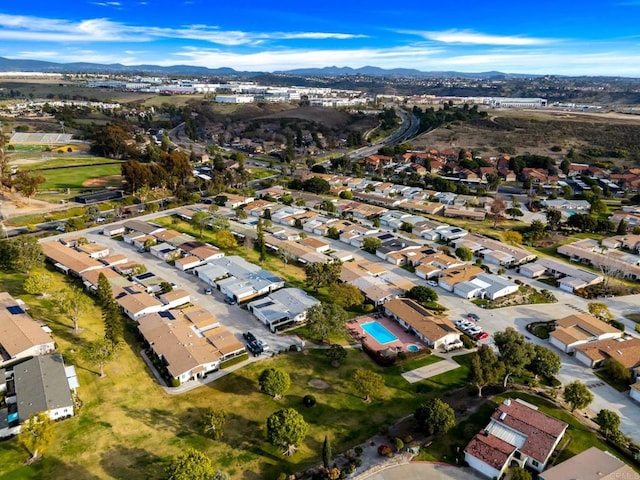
[
  {"x1": 0, "y1": 261, "x2": 469, "y2": 480},
  {"x1": 38, "y1": 163, "x2": 123, "y2": 190},
  {"x1": 21, "y1": 156, "x2": 118, "y2": 171}
]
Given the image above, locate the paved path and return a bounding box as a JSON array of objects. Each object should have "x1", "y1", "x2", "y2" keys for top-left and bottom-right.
[
  {"x1": 359, "y1": 462, "x2": 484, "y2": 480},
  {"x1": 401, "y1": 359, "x2": 460, "y2": 384}
]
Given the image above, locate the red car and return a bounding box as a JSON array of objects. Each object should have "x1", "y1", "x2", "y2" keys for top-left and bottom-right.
[{"x1": 474, "y1": 331, "x2": 489, "y2": 341}]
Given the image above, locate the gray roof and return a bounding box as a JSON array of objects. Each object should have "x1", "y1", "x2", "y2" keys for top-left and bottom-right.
[
  {"x1": 13, "y1": 354, "x2": 74, "y2": 422},
  {"x1": 204, "y1": 256, "x2": 283, "y2": 295},
  {"x1": 122, "y1": 220, "x2": 164, "y2": 235},
  {"x1": 475, "y1": 274, "x2": 518, "y2": 296},
  {"x1": 248, "y1": 288, "x2": 320, "y2": 323},
  {"x1": 455, "y1": 281, "x2": 483, "y2": 296},
  {"x1": 532, "y1": 258, "x2": 602, "y2": 282}
]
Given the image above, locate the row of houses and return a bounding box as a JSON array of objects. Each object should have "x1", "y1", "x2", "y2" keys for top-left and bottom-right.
[
  {"x1": 0, "y1": 291, "x2": 77, "y2": 438},
  {"x1": 557, "y1": 238, "x2": 640, "y2": 282}
]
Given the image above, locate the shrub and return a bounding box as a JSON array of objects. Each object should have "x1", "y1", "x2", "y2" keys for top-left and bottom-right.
[
  {"x1": 277, "y1": 474, "x2": 288, "y2": 480},
  {"x1": 461, "y1": 335, "x2": 477, "y2": 349},
  {"x1": 636, "y1": 324, "x2": 640, "y2": 334},
  {"x1": 609, "y1": 320, "x2": 625, "y2": 331},
  {"x1": 354, "y1": 446, "x2": 363, "y2": 456},
  {"x1": 362, "y1": 304, "x2": 374, "y2": 313},
  {"x1": 403, "y1": 435, "x2": 413, "y2": 444},
  {"x1": 377, "y1": 445, "x2": 393, "y2": 457},
  {"x1": 170, "y1": 378, "x2": 180, "y2": 387},
  {"x1": 303, "y1": 394, "x2": 316, "y2": 407},
  {"x1": 289, "y1": 344, "x2": 299, "y2": 351},
  {"x1": 353, "y1": 458, "x2": 362, "y2": 468}
]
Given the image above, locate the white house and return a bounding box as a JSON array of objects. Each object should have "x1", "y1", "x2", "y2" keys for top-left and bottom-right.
[
  {"x1": 0, "y1": 292, "x2": 56, "y2": 366},
  {"x1": 149, "y1": 242, "x2": 178, "y2": 261},
  {"x1": 247, "y1": 288, "x2": 320, "y2": 332},
  {"x1": 465, "y1": 398, "x2": 567, "y2": 478},
  {"x1": 102, "y1": 224, "x2": 125, "y2": 236}
]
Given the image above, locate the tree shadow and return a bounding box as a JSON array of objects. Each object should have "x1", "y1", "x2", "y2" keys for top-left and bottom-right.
[
  {"x1": 13, "y1": 455, "x2": 103, "y2": 480},
  {"x1": 100, "y1": 446, "x2": 163, "y2": 480},
  {"x1": 121, "y1": 405, "x2": 183, "y2": 433},
  {"x1": 208, "y1": 371, "x2": 257, "y2": 396}
]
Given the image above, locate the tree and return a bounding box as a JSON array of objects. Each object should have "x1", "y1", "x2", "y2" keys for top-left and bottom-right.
[
  {"x1": 414, "y1": 398, "x2": 456, "y2": 436},
  {"x1": 130, "y1": 263, "x2": 147, "y2": 276},
  {"x1": 454, "y1": 246, "x2": 473, "y2": 262},
  {"x1": 191, "y1": 211, "x2": 209, "y2": 239},
  {"x1": 14, "y1": 170, "x2": 46, "y2": 199},
  {"x1": 563, "y1": 380, "x2": 593, "y2": 412},
  {"x1": 587, "y1": 302, "x2": 613, "y2": 322},
  {"x1": 266, "y1": 408, "x2": 309, "y2": 456},
  {"x1": 301, "y1": 176, "x2": 330, "y2": 194},
  {"x1": 326, "y1": 344, "x2": 347, "y2": 367},
  {"x1": 595, "y1": 409, "x2": 621, "y2": 439},
  {"x1": 528, "y1": 220, "x2": 547, "y2": 241},
  {"x1": 256, "y1": 218, "x2": 266, "y2": 263},
  {"x1": 103, "y1": 300, "x2": 123, "y2": 347},
  {"x1": 165, "y1": 448, "x2": 215, "y2": 480},
  {"x1": 214, "y1": 229, "x2": 237, "y2": 249},
  {"x1": 2, "y1": 236, "x2": 42, "y2": 273},
  {"x1": 332, "y1": 283, "x2": 364, "y2": 308},
  {"x1": 96, "y1": 272, "x2": 114, "y2": 308},
  {"x1": 201, "y1": 408, "x2": 226, "y2": 440},
  {"x1": 304, "y1": 261, "x2": 341, "y2": 292},
  {"x1": 362, "y1": 237, "x2": 382, "y2": 254},
  {"x1": 259, "y1": 368, "x2": 291, "y2": 399},
  {"x1": 505, "y1": 207, "x2": 523, "y2": 220},
  {"x1": 490, "y1": 195, "x2": 507, "y2": 228},
  {"x1": 54, "y1": 287, "x2": 88, "y2": 334},
  {"x1": 510, "y1": 466, "x2": 532, "y2": 480},
  {"x1": 406, "y1": 285, "x2": 438, "y2": 304},
  {"x1": 603, "y1": 357, "x2": 631, "y2": 385},
  {"x1": 327, "y1": 226, "x2": 340, "y2": 240},
  {"x1": 18, "y1": 412, "x2": 54, "y2": 462},
  {"x1": 352, "y1": 368, "x2": 384, "y2": 402},
  {"x1": 494, "y1": 327, "x2": 535, "y2": 387},
  {"x1": 307, "y1": 303, "x2": 348, "y2": 343},
  {"x1": 503, "y1": 231, "x2": 523, "y2": 245},
  {"x1": 545, "y1": 208, "x2": 562, "y2": 230},
  {"x1": 24, "y1": 273, "x2": 52, "y2": 297},
  {"x1": 320, "y1": 199, "x2": 336, "y2": 213},
  {"x1": 529, "y1": 345, "x2": 561, "y2": 380},
  {"x1": 86, "y1": 338, "x2": 116, "y2": 378},
  {"x1": 393, "y1": 437, "x2": 404, "y2": 453},
  {"x1": 322, "y1": 436, "x2": 332, "y2": 469},
  {"x1": 160, "y1": 281, "x2": 173, "y2": 294},
  {"x1": 235, "y1": 207, "x2": 248, "y2": 220},
  {"x1": 590, "y1": 199, "x2": 608, "y2": 215},
  {"x1": 469, "y1": 345, "x2": 503, "y2": 397},
  {"x1": 616, "y1": 218, "x2": 628, "y2": 235}
]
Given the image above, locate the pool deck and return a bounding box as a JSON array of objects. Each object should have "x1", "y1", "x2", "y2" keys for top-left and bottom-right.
[{"x1": 347, "y1": 315, "x2": 426, "y2": 354}]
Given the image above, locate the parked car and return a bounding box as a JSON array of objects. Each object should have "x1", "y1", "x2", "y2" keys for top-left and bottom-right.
[
  {"x1": 204, "y1": 287, "x2": 213, "y2": 295},
  {"x1": 243, "y1": 331, "x2": 257, "y2": 343},
  {"x1": 258, "y1": 339, "x2": 270, "y2": 351},
  {"x1": 467, "y1": 313, "x2": 480, "y2": 321},
  {"x1": 247, "y1": 340, "x2": 263, "y2": 356},
  {"x1": 466, "y1": 327, "x2": 482, "y2": 336},
  {"x1": 427, "y1": 280, "x2": 438, "y2": 287},
  {"x1": 474, "y1": 332, "x2": 489, "y2": 341},
  {"x1": 224, "y1": 296, "x2": 236, "y2": 305}
]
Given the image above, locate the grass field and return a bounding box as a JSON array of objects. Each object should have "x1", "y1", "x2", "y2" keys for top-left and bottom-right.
[
  {"x1": 20, "y1": 156, "x2": 120, "y2": 171},
  {"x1": 37, "y1": 163, "x2": 123, "y2": 190},
  {"x1": 0, "y1": 253, "x2": 470, "y2": 480}
]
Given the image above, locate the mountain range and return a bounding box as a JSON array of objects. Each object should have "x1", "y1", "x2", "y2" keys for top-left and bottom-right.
[{"x1": 0, "y1": 56, "x2": 538, "y2": 79}]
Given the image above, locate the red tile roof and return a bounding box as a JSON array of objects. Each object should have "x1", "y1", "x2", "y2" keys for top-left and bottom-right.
[
  {"x1": 492, "y1": 400, "x2": 567, "y2": 463},
  {"x1": 465, "y1": 432, "x2": 516, "y2": 470}
]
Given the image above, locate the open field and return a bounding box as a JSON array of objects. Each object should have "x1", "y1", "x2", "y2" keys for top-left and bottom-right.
[
  {"x1": 411, "y1": 110, "x2": 640, "y2": 163},
  {"x1": 0, "y1": 261, "x2": 470, "y2": 480},
  {"x1": 16, "y1": 156, "x2": 119, "y2": 170},
  {"x1": 37, "y1": 163, "x2": 124, "y2": 190}
]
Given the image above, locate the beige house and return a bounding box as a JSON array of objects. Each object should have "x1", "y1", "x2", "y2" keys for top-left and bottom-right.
[
  {"x1": 549, "y1": 314, "x2": 622, "y2": 353},
  {"x1": 539, "y1": 447, "x2": 637, "y2": 480}
]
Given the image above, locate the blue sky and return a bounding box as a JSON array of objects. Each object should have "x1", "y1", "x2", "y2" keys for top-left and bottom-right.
[{"x1": 1, "y1": 0, "x2": 640, "y2": 75}]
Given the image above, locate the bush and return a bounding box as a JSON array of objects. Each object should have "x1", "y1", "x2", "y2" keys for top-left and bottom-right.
[
  {"x1": 170, "y1": 378, "x2": 180, "y2": 387},
  {"x1": 353, "y1": 458, "x2": 362, "y2": 468},
  {"x1": 289, "y1": 344, "x2": 299, "y2": 351},
  {"x1": 277, "y1": 474, "x2": 288, "y2": 480},
  {"x1": 403, "y1": 434, "x2": 413, "y2": 444},
  {"x1": 377, "y1": 445, "x2": 393, "y2": 457},
  {"x1": 609, "y1": 320, "x2": 625, "y2": 331},
  {"x1": 303, "y1": 394, "x2": 316, "y2": 407},
  {"x1": 461, "y1": 335, "x2": 477, "y2": 349},
  {"x1": 354, "y1": 446, "x2": 363, "y2": 456},
  {"x1": 362, "y1": 304, "x2": 374, "y2": 313}
]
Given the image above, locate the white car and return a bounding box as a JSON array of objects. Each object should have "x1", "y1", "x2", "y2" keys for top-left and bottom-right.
[
  {"x1": 467, "y1": 327, "x2": 482, "y2": 336},
  {"x1": 427, "y1": 280, "x2": 438, "y2": 287}
]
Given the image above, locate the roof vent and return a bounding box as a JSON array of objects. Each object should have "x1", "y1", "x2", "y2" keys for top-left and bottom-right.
[
  {"x1": 499, "y1": 412, "x2": 507, "y2": 421},
  {"x1": 503, "y1": 398, "x2": 511, "y2": 406}
]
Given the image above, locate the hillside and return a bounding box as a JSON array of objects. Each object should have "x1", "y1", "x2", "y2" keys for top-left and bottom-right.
[{"x1": 411, "y1": 110, "x2": 640, "y2": 165}]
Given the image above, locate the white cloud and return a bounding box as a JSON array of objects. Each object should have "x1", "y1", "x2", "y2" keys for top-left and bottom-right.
[
  {"x1": 409, "y1": 29, "x2": 554, "y2": 46},
  {"x1": 0, "y1": 13, "x2": 362, "y2": 46}
]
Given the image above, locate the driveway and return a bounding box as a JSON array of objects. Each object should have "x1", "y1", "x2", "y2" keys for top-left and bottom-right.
[{"x1": 360, "y1": 462, "x2": 484, "y2": 480}]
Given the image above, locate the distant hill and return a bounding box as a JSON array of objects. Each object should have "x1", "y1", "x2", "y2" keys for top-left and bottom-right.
[{"x1": 0, "y1": 56, "x2": 539, "y2": 79}]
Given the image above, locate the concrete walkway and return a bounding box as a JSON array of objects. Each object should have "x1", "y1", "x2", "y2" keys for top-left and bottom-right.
[{"x1": 401, "y1": 359, "x2": 460, "y2": 384}]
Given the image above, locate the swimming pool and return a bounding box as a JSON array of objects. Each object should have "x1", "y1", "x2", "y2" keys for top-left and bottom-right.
[
  {"x1": 361, "y1": 321, "x2": 398, "y2": 344},
  {"x1": 406, "y1": 344, "x2": 420, "y2": 352}
]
